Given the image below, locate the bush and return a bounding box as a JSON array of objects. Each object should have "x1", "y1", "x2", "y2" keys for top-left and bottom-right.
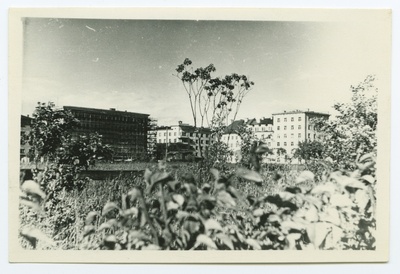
[{"x1": 19, "y1": 145, "x2": 377, "y2": 251}]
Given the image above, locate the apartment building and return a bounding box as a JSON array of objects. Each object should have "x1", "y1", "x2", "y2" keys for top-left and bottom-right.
[
  {"x1": 155, "y1": 121, "x2": 213, "y2": 160},
  {"x1": 63, "y1": 106, "x2": 150, "y2": 161},
  {"x1": 221, "y1": 118, "x2": 274, "y2": 163},
  {"x1": 272, "y1": 110, "x2": 330, "y2": 157}
]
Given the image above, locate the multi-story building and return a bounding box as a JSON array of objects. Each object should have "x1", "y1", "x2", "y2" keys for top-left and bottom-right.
[
  {"x1": 63, "y1": 106, "x2": 150, "y2": 161},
  {"x1": 221, "y1": 110, "x2": 329, "y2": 163},
  {"x1": 20, "y1": 115, "x2": 33, "y2": 162},
  {"x1": 155, "y1": 121, "x2": 213, "y2": 160},
  {"x1": 272, "y1": 110, "x2": 330, "y2": 159},
  {"x1": 221, "y1": 118, "x2": 274, "y2": 163}
]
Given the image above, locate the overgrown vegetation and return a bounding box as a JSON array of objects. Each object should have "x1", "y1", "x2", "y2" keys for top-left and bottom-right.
[{"x1": 19, "y1": 76, "x2": 378, "y2": 251}]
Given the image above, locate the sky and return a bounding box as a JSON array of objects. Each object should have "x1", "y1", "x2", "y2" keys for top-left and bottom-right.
[{"x1": 21, "y1": 17, "x2": 389, "y2": 126}]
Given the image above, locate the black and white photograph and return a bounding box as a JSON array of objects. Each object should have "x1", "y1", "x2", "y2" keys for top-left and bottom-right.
[{"x1": 8, "y1": 7, "x2": 392, "y2": 264}]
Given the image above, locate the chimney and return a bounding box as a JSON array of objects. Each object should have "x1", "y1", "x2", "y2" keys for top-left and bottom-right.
[
  {"x1": 110, "y1": 108, "x2": 116, "y2": 111},
  {"x1": 179, "y1": 121, "x2": 182, "y2": 125}
]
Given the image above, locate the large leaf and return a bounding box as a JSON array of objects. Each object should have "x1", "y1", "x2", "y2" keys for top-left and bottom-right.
[
  {"x1": 166, "y1": 201, "x2": 179, "y2": 211},
  {"x1": 147, "y1": 171, "x2": 173, "y2": 194},
  {"x1": 85, "y1": 211, "x2": 98, "y2": 225},
  {"x1": 280, "y1": 220, "x2": 306, "y2": 233},
  {"x1": 127, "y1": 188, "x2": 140, "y2": 201},
  {"x1": 216, "y1": 233, "x2": 234, "y2": 250},
  {"x1": 295, "y1": 171, "x2": 315, "y2": 184},
  {"x1": 21, "y1": 180, "x2": 46, "y2": 200},
  {"x1": 102, "y1": 202, "x2": 119, "y2": 216},
  {"x1": 98, "y1": 219, "x2": 117, "y2": 231},
  {"x1": 19, "y1": 199, "x2": 42, "y2": 212},
  {"x1": 342, "y1": 177, "x2": 368, "y2": 190},
  {"x1": 236, "y1": 168, "x2": 263, "y2": 184},
  {"x1": 144, "y1": 168, "x2": 152, "y2": 185},
  {"x1": 195, "y1": 234, "x2": 217, "y2": 249},
  {"x1": 330, "y1": 194, "x2": 353, "y2": 208},
  {"x1": 217, "y1": 191, "x2": 236, "y2": 208},
  {"x1": 20, "y1": 226, "x2": 55, "y2": 248},
  {"x1": 319, "y1": 207, "x2": 341, "y2": 226},
  {"x1": 142, "y1": 244, "x2": 161, "y2": 250},
  {"x1": 311, "y1": 182, "x2": 337, "y2": 195},
  {"x1": 83, "y1": 225, "x2": 95, "y2": 237},
  {"x1": 204, "y1": 219, "x2": 223, "y2": 232},
  {"x1": 245, "y1": 238, "x2": 261, "y2": 250},
  {"x1": 172, "y1": 194, "x2": 185, "y2": 207},
  {"x1": 210, "y1": 168, "x2": 220, "y2": 181}
]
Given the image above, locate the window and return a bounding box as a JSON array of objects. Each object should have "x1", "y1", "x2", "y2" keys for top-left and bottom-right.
[
  {"x1": 291, "y1": 117, "x2": 294, "y2": 122},
  {"x1": 291, "y1": 125, "x2": 294, "y2": 130},
  {"x1": 277, "y1": 118, "x2": 280, "y2": 122},
  {"x1": 284, "y1": 134, "x2": 287, "y2": 138},
  {"x1": 284, "y1": 118, "x2": 287, "y2": 122},
  {"x1": 298, "y1": 125, "x2": 301, "y2": 129},
  {"x1": 169, "y1": 132, "x2": 171, "y2": 136},
  {"x1": 284, "y1": 142, "x2": 287, "y2": 146},
  {"x1": 262, "y1": 127, "x2": 265, "y2": 131},
  {"x1": 298, "y1": 117, "x2": 302, "y2": 121},
  {"x1": 277, "y1": 142, "x2": 280, "y2": 146},
  {"x1": 308, "y1": 133, "x2": 311, "y2": 139},
  {"x1": 277, "y1": 134, "x2": 280, "y2": 139},
  {"x1": 174, "y1": 132, "x2": 176, "y2": 136},
  {"x1": 298, "y1": 133, "x2": 301, "y2": 138},
  {"x1": 291, "y1": 133, "x2": 294, "y2": 138},
  {"x1": 284, "y1": 126, "x2": 287, "y2": 130},
  {"x1": 291, "y1": 142, "x2": 294, "y2": 146},
  {"x1": 308, "y1": 125, "x2": 312, "y2": 130},
  {"x1": 277, "y1": 126, "x2": 280, "y2": 130}
]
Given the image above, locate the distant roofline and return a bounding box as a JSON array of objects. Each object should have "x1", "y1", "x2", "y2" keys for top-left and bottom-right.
[
  {"x1": 272, "y1": 110, "x2": 330, "y2": 116},
  {"x1": 63, "y1": 106, "x2": 150, "y2": 117},
  {"x1": 155, "y1": 124, "x2": 212, "y2": 133}
]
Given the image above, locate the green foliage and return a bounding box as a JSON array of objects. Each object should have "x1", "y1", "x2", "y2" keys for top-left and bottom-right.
[
  {"x1": 23, "y1": 102, "x2": 78, "y2": 162},
  {"x1": 315, "y1": 75, "x2": 378, "y2": 169},
  {"x1": 293, "y1": 140, "x2": 324, "y2": 162}
]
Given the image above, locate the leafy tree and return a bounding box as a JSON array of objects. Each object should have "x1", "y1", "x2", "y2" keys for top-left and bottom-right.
[
  {"x1": 58, "y1": 133, "x2": 113, "y2": 170},
  {"x1": 21, "y1": 102, "x2": 113, "y2": 190},
  {"x1": 315, "y1": 75, "x2": 377, "y2": 169},
  {"x1": 175, "y1": 58, "x2": 254, "y2": 129},
  {"x1": 293, "y1": 140, "x2": 324, "y2": 163},
  {"x1": 23, "y1": 102, "x2": 79, "y2": 163}
]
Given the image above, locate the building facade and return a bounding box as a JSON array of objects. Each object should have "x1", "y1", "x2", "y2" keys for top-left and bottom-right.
[
  {"x1": 221, "y1": 118, "x2": 274, "y2": 163},
  {"x1": 155, "y1": 121, "x2": 213, "y2": 160},
  {"x1": 272, "y1": 110, "x2": 330, "y2": 160},
  {"x1": 63, "y1": 106, "x2": 149, "y2": 161},
  {"x1": 221, "y1": 110, "x2": 329, "y2": 163}
]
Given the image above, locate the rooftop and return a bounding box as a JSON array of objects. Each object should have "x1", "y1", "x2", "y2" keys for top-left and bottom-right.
[
  {"x1": 272, "y1": 109, "x2": 330, "y2": 116},
  {"x1": 63, "y1": 106, "x2": 150, "y2": 117}
]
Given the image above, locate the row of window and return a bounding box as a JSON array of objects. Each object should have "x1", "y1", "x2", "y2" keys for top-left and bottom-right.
[
  {"x1": 276, "y1": 133, "x2": 316, "y2": 141},
  {"x1": 249, "y1": 126, "x2": 273, "y2": 132},
  {"x1": 277, "y1": 133, "x2": 301, "y2": 138},
  {"x1": 157, "y1": 131, "x2": 209, "y2": 138},
  {"x1": 158, "y1": 139, "x2": 210, "y2": 145},
  {"x1": 73, "y1": 112, "x2": 146, "y2": 124},
  {"x1": 276, "y1": 125, "x2": 313, "y2": 131},
  {"x1": 277, "y1": 141, "x2": 295, "y2": 147},
  {"x1": 276, "y1": 117, "x2": 302, "y2": 122}
]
